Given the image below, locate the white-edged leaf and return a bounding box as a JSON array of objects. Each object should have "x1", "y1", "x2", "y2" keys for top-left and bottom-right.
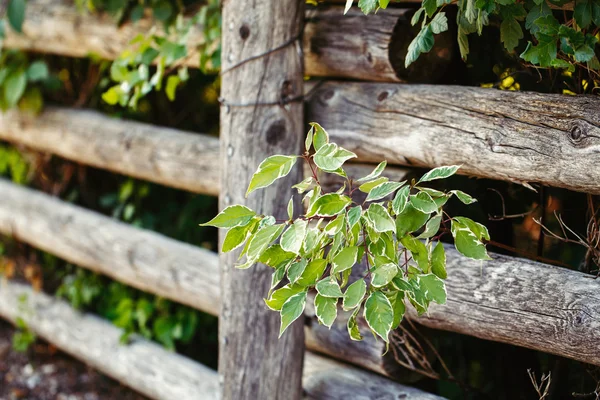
[
  {"x1": 265, "y1": 284, "x2": 305, "y2": 311},
  {"x1": 431, "y1": 241, "x2": 447, "y2": 279},
  {"x1": 410, "y1": 191, "x2": 439, "y2": 214},
  {"x1": 314, "y1": 294, "x2": 337, "y2": 328},
  {"x1": 297, "y1": 259, "x2": 328, "y2": 286},
  {"x1": 418, "y1": 165, "x2": 460, "y2": 183},
  {"x1": 305, "y1": 125, "x2": 314, "y2": 152},
  {"x1": 451, "y1": 190, "x2": 477, "y2": 204},
  {"x1": 359, "y1": 176, "x2": 388, "y2": 193},
  {"x1": 287, "y1": 259, "x2": 308, "y2": 284},
  {"x1": 371, "y1": 263, "x2": 398, "y2": 287},
  {"x1": 316, "y1": 278, "x2": 344, "y2": 298},
  {"x1": 366, "y1": 203, "x2": 396, "y2": 233},
  {"x1": 364, "y1": 291, "x2": 394, "y2": 342},
  {"x1": 222, "y1": 221, "x2": 256, "y2": 252},
  {"x1": 419, "y1": 274, "x2": 446, "y2": 304},
  {"x1": 451, "y1": 218, "x2": 491, "y2": 260},
  {"x1": 343, "y1": 279, "x2": 366, "y2": 311},
  {"x1": 307, "y1": 193, "x2": 351, "y2": 217},
  {"x1": 347, "y1": 308, "x2": 363, "y2": 341},
  {"x1": 356, "y1": 161, "x2": 387, "y2": 183},
  {"x1": 311, "y1": 122, "x2": 329, "y2": 151},
  {"x1": 392, "y1": 185, "x2": 410, "y2": 215},
  {"x1": 331, "y1": 246, "x2": 358, "y2": 274},
  {"x1": 287, "y1": 198, "x2": 294, "y2": 220},
  {"x1": 417, "y1": 214, "x2": 442, "y2": 239},
  {"x1": 313, "y1": 143, "x2": 357, "y2": 172},
  {"x1": 246, "y1": 155, "x2": 298, "y2": 197},
  {"x1": 365, "y1": 180, "x2": 406, "y2": 202},
  {"x1": 279, "y1": 291, "x2": 307, "y2": 337},
  {"x1": 247, "y1": 224, "x2": 284, "y2": 260},
  {"x1": 200, "y1": 205, "x2": 256, "y2": 228},
  {"x1": 280, "y1": 219, "x2": 308, "y2": 254},
  {"x1": 292, "y1": 177, "x2": 315, "y2": 194},
  {"x1": 347, "y1": 206, "x2": 362, "y2": 228}
]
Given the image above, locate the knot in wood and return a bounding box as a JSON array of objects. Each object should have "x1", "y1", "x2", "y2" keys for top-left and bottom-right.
[
  {"x1": 569, "y1": 125, "x2": 586, "y2": 144},
  {"x1": 378, "y1": 91, "x2": 389, "y2": 102},
  {"x1": 266, "y1": 119, "x2": 287, "y2": 146},
  {"x1": 322, "y1": 89, "x2": 335, "y2": 101},
  {"x1": 239, "y1": 24, "x2": 250, "y2": 40}
]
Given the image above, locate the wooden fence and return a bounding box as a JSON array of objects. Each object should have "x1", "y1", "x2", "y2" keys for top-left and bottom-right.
[{"x1": 0, "y1": 0, "x2": 598, "y2": 399}]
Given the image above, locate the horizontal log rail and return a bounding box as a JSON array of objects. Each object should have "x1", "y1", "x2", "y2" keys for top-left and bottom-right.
[
  {"x1": 3, "y1": 0, "x2": 422, "y2": 82},
  {"x1": 306, "y1": 81, "x2": 600, "y2": 195},
  {"x1": 0, "y1": 280, "x2": 443, "y2": 400},
  {"x1": 0, "y1": 180, "x2": 598, "y2": 371}
]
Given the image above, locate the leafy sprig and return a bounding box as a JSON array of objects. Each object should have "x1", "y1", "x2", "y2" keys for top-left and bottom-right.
[{"x1": 201, "y1": 124, "x2": 489, "y2": 341}]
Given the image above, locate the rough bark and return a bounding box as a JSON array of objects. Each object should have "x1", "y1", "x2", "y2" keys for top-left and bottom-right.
[
  {"x1": 0, "y1": 107, "x2": 220, "y2": 195},
  {"x1": 0, "y1": 280, "x2": 443, "y2": 400},
  {"x1": 219, "y1": 1, "x2": 306, "y2": 399},
  {"x1": 0, "y1": 280, "x2": 220, "y2": 400},
  {"x1": 0, "y1": 179, "x2": 221, "y2": 315},
  {"x1": 306, "y1": 82, "x2": 600, "y2": 194}
]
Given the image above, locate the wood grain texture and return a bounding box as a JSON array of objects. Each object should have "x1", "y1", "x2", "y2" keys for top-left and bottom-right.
[
  {"x1": 0, "y1": 280, "x2": 443, "y2": 400},
  {"x1": 3, "y1": 0, "x2": 203, "y2": 66},
  {"x1": 219, "y1": 0, "x2": 306, "y2": 399},
  {"x1": 3, "y1": 0, "x2": 415, "y2": 82},
  {"x1": 413, "y1": 244, "x2": 600, "y2": 366},
  {"x1": 0, "y1": 179, "x2": 221, "y2": 315},
  {"x1": 307, "y1": 82, "x2": 600, "y2": 194},
  {"x1": 0, "y1": 280, "x2": 220, "y2": 400},
  {"x1": 0, "y1": 107, "x2": 220, "y2": 195}
]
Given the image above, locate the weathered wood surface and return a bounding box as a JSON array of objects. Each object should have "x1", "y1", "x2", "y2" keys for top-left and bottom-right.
[
  {"x1": 219, "y1": 0, "x2": 306, "y2": 398},
  {"x1": 307, "y1": 82, "x2": 600, "y2": 194},
  {"x1": 413, "y1": 244, "x2": 600, "y2": 367},
  {"x1": 0, "y1": 107, "x2": 220, "y2": 195},
  {"x1": 0, "y1": 280, "x2": 443, "y2": 400},
  {"x1": 0, "y1": 179, "x2": 221, "y2": 315},
  {"x1": 0, "y1": 280, "x2": 220, "y2": 400},
  {"x1": 0, "y1": 106, "x2": 407, "y2": 196},
  {"x1": 3, "y1": 0, "x2": 420, "y2": 82}
]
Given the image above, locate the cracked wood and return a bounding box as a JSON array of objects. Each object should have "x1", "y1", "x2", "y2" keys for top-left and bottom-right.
[{"x1": 306, "y1": 82, "x2": 600, "y2": 194}]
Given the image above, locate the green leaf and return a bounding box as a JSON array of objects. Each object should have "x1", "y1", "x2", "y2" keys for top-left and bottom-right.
[
  {"x1": 574, "y1": 0, "x2": 593, "y2": 29},
  {"x1": 311, "y1": 123, "x2": 329, "y2": 151},
  {"x1": 286, "y1": 259, "x2": 306, "y2": 285},
  {"x1": 359, "y1": 176, "x2": 389, "y2": 193},
  {"x1": 246, "y1": 155, "x2": 298, "y2": 197},
  {"x1": 165, "y1": 75, "x2": 180, "y2": 101},
  {"x1": 265, "y1": 284, "x2": 305, "y2": 311},
  {"x1": 500, "y1": 17, "x2": 523, "y2": 51},
  {"x1": 259, "y1": 245, "x2": 295, "y2": 268},
  {"x1": 287, "y1": 198, "x2": 294, "y2": 220},
  {"x1": 18, "y1": 86, "x2": 43, "y2": 114},
  {"x1": 313, "y1": 143, "x2": 357, "y2": 172},
  {"x1": 423, "y1": 0, "x2": 437, "y2": 17},
  {"x1": 451, "y1": 218, "x2": 491, "y2": 260},
  {"x1": 280, "y1": 219, "x2": 308, "y2": 254},
  {"x1": 325, "y1": 215, "x2": 345, "y2": 235},
  {"x1": 396, "y1": 204, "x2": 429, "y2": 237},
  {"x1": 343, "y1": 279, "x2": 366, "y2": 311},
  {"x1": 366, "y1": 203, "x2": 396, "y2": 233},
  {"x1": 26, "y1": 62, "x2": 49, "y2": 82},
  {"x1": 305, "y1": 126, "x2": 314, "y2": 152},
  {"x1": 363, "y1": 292, "x2": 394, "y2": 342},
  {"x1": 405, "y1": 26, "x2": 435, "y2": 68},
  {"x1": 279, "y1": 291, "x2": 307, "y2": 337},
  {"x1": 430, "y1": 12, "x2": 449, "y2": 34},
  {"x1": 356, "y1": 161, "x2": 387, "y2": 183},
  {"x1": 246, "y1": 224, "x2": 284, "y2": 261},
  {"x1": 4, "y1": 69, "x2": 27, "y2": 108},
  {"x1": 450, "y1": 190, "x2": 477, "y2": 204},
  {"x1": 222, "y1": 223, "x2": 254, "y2": 253},
  {"x1": 520, "y1": 34, "x2": 557, "y2": 67},
  {"x1": 200, "y1": 205, "x2": 256, "y2": 228},
  {"x1": 371, "y1": 263, "x2": 398, "y2": 287},
  {"x1": 454, "y1": 216, "x2": 490, "y2": 241},
  {"x1": 7, "y1": 0, "x2": 26, "y2": 33},
  {"x1": 365, "y1": 181, "x2": 406, "y2": 202},
  {"x1": 347, "y1": 206, "x2": 362, "y2": 228},
  {"x1": 316, "y1": 278, "x2": 344, "y2": 298},
  {"x1": 401, "y1": 236, "x2": 430, "y2": 272},
  {"x1": 392, "y1": 186, "x2": 410, "y2": 215},
  {"x1": 419, "y1": 274, "x2": 446, "y2": 304},
  {"x1": 314, "y1": 294, "x2": 337, "y2": 328},
  {"x1": 153, "y1": 1, "x2": 173, "y2": 21},
  {"x1": 380, "y1": 0, "x2": 390, "y2": 7},
  {"x1": 418, "y1": 165, "x2": 460, "y2": 183},
  {"x1": 358, "y1": 0, "x2": 378, "y2": 14},
  {"x1": 307, "y1": 193, "x2": 351, "y2": 217},
  {"x1": 347, "y1": 308, "x2": 363, "y2": 341},
  {"x1": 431, "y1": 241, "x2": 447, "y2": 279},
  {"x1": 409, "y1": 191, "x2": 439, "y2": 214},
  {"x1": 297, "y1": 259, "x2": 328, "y2": 286},
  {"x1": 331, "y1": 246, "x2": 358, "y2": 274},
  {"x1": 418, "y1": 215, "x2": 442, "y2": 239},
  {"x1": 292, "y1": 177, "x2": 315, "y2": 194},
  {"x1": 387, "y1": 291, "x2": 406, "y2": 329},
  {"x1": 412, "y1": 8, "x2": 425, "y2": 26}
]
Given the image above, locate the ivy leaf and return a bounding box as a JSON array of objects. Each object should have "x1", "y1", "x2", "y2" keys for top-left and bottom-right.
[
  {"x1": 451, "y1": 218, "x2": 491, "y2": 260},
  {"x1": 430, "y1": 12, "x2": 449, "y2": 34},
  {"x1": 200, "y1": 205, "x2": 256, "y2": 228},
  {"x1": 520, "y1": 34, "x2": 557, "y2": 67},
  {"x1": 406, "y1": 26, "x2": 435, "y2": 68},
  {"x1": 526, "y1": 1, "x2": 551, "y2": 33},
  {"x1": 364, "y1": 292, "x2": 394, "y2": 342},
  {"x1": 411, "y1": 8, "x2": 425, "y2": 26},
  {"x1": 423, "y1": 0, "x2": 437, "y2": 16},
  {"x1": 280, "y1": 219, "x2": 308, "y2": 254},
  {"x1": 419, "y1": 274, "x2": 447, "y2": 304},
  {"x1": 246, "y1": 155, "x2": 298, "y2": 197},
  {"x1": 450, "y1": 190, "x2": 477, "y2": 204},
  {"x1": 418, "y1": 165, "x2": 460, "y2": 183},
  {"x1": 431, "y1": 241, "x2": 447, "y2": 279},
  {"x1": 297, "y1": 259, "x2": 328, "y2": 286},
  {"x1": 366, "y1": 203, "x2": 396, "y2": 233},
  {"x1": 313, "y1": 143, "x2": 357, "y2": 172},
  {"x1": 316, "y1": 278, "x2": 344, "y2": 298},
  {"x1": 314, "y1": 294, "x2": 337, "y2": 328},
  {"x1": 343, "y1": 279, "x2": 366, "y2": 311},
  {"x1": 409, "y1": 191, "x2": 439, "y2": 214},
  {"x1": 331, "y1": 246, "x2": 358, "y2": 274},
  {"x1": 500, "y1": 17, "x2": 523, "y2": 51},
  {"x1": 574, "y1": 0, "x2": 593, "y2": 29},
  {"x1": 7, "y1": 0, "x2": 26, "y2": 33},
  {"x1": 365, "y1": 181, "x2": 406, "y2": 202},
  {"x1": 265, "y1": 284, "x2": 305, "y2": 311},
  {"x1": 356, "y1": 161, "x2": 387, "y2": 183},
  {"x1": 371, "y1": 263, "x2": 398, "y2": 287},
  {"x1": 307, "y1": 193, "x2": 351, "y2": 217},
  {"x1": 246, "y1": 224, "x2": 285, "y2": 261},
  {"x1": 279, "y1": 291, "x2": 307, "y2": 337},
  {"x1": 358, "y1": 0, "x2": 378, "y2": 14},
  {"x1": 392, "y1": 186, "x2": 411, "y2": 215}
]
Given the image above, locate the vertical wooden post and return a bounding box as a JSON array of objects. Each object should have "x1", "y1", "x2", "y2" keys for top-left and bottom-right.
[{"x1": 219, "y1": 1, "x2": 306, "y2": 399}]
